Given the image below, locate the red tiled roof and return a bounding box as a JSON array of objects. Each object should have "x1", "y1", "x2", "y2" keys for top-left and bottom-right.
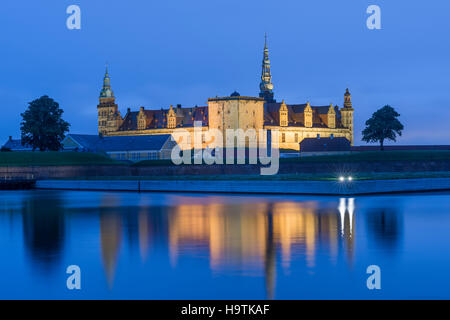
[
  {"x1": 264, "y1": 103, "x2": 344, "y2": 128},
  {"x1": 118, "y1": 106, "x2": 209, "y2": 131}
]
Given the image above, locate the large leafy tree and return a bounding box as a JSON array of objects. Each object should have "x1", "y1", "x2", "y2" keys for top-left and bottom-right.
[
  {"x1": 362, "y1": 105, "x2": 404, "y2": 151},
  {"x1": 20, "y1": 96, "x2": 70, "y2": 151}
]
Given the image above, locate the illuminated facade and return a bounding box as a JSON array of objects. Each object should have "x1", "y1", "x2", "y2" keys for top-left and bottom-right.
[{"x1": 97, "y1": 36, "x2": 354, "y2": 150}]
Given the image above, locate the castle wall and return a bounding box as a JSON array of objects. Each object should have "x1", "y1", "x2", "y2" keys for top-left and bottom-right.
[
  {"x1": 265, "y1": 126, "x2": 352, "y2": 151},
  {"x1": 105, "y1": 127, "x2": 210, "y2": 151}
]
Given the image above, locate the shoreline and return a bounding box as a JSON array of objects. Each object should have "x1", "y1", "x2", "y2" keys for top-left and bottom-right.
[{"x1": 35, "y1": 178, "x2": 450, "y2": 195}]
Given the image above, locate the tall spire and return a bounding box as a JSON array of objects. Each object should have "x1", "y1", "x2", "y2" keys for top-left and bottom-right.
[
  {"x1": 259, "y1": 33, "x2": 275, "y2": 102},
  {"x1": 344, "y1": 88, "x2": 352, "y2": 108},
  {"x1": 100, "y1": 65, "x2": 114, "y2": 98}
]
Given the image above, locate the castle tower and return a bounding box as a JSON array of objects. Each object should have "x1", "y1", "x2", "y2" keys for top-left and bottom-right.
[
  {"x1": 207, "y1": 92, "x2": 265, "y2": 149},
  {"x1": 259, "y1": 33, "x2": 275, "y2": 102},
  {"x1": 340, "y1": 88, "x2": 354, "y2": 145},
  {"x1": 97, "y1": 66, "x2": 121, "y2": 135}
]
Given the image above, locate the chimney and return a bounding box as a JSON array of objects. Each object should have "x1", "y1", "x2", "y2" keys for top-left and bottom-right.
[
  {"x1": 9, "y1": 136, "x2": 12, "y2": 141},
  {"x1": 127, "y1": 107, "x2": 131, "y2": 113},
  {"x1": 177, "y1": 104, "x2": 181, "y2": 108}
]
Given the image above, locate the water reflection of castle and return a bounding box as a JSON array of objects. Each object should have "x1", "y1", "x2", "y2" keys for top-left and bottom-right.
[
  {"x1": 98, "y1": 197, "x2": 357, "y2": 299},
  {"x1": 13, "y1": 193, "x2": 402, "y2": 299},
  {"x1": 166, "y1": 201, "x2": 355, "y2": 269},
  {"x1": 7, "y1": 192, "x2": 403, "y2": 298}
]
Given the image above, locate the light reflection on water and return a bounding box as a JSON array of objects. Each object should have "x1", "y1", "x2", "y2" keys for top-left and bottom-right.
[{"x1": 0, "y1": 190, "x2": 449, "y2": 299}]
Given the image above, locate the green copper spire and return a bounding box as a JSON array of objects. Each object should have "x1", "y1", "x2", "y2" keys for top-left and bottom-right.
[
  {"x1": 100, "y1": 65, "x2": 114, "y2": 98},
  {"x1": 259, "y1": 33, "x2": 275, "y2": 102}
]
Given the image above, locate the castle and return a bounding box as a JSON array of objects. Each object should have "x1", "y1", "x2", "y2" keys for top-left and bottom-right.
[{"x1": 97, "y1": 35, "x2": 354, "y2": 151}]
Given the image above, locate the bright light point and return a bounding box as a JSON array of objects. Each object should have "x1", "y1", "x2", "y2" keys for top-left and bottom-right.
[
  {"x1": 339, "y1": 176, "x2": 345, "y2": 182},
  {"x1": 348, "y1": 176, "x2": 353, "y2": 181}
]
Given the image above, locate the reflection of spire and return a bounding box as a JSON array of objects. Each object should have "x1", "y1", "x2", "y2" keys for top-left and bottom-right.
[
  {"x1": 138, "y1": 210, "x2": 150, "y2": 262},
  {"x1": 264, "y1": 206, "x2": 276, "y2": 300},
  {"x1": 100, "y1": 213, "x2": 122, "y2": 288}
]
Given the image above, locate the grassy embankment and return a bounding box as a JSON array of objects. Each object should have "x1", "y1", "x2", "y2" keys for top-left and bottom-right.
[
  {"x1": 2, "y1": 150, "x2": 450, "y2": 181},
  {"x1": 126, "y1": 149, "x2": 450, "y2": 181},
  {"x1": 134, "y1": 150, "x2": 450, "y2": 166}
]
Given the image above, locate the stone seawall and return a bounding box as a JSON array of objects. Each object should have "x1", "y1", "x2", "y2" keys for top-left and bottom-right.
[
  {"x1": 1, "y1": 159, "x2": 450, "y2": 178},
  {"x1": 36, "y1": 178, "x2": 450, "y2": 195},
  {"x1": 0, "y1": 165, "x2": 132, "y2": 179}
]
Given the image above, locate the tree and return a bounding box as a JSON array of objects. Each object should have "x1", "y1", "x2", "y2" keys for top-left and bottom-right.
[
  {"x1": 20, "y1": 96, "x2": 70, "y2": 151},
  {"x1": 362, "y1": 105, "x2": 404, "y2": 151}
]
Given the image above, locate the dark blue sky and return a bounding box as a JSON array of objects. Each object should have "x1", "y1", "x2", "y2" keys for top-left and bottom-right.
[{"x1": 1, "y1": 1, "x2": 449, "y2": 145}]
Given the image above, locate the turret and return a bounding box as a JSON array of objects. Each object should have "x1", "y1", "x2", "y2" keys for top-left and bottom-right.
[
  {"x1": 167, "y1": 105, "x2": 176, "y2": 129},
  {"x1": 137, "y1": 107, "x2": 147, "y2": 130},
  {"x1": 340, "y1": 88, "x2": 354, "y2": 145},
  {"x1": 344, "y1": 88, "x2": 352, "y2": 108},
  {"x1": 99, "y1": 66, "x2": 115, "y2": 104},
  {"x1": 327, "y1": 103, "x2": 336, "y2": 129},
  {"x1": 304, "y1": 102, "x2": 313, "y2": 128},
  {"x1": 279, "y1": 100, "x2": 288, "y2": 126}
]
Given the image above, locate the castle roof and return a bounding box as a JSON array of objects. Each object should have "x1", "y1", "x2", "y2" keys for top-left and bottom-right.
[
  {"x1": 264, "y1": 102, "x2": 344, "y2": 128},
  {"x1": 114, "y1": 100, "x2": 345, "y2": 131},
  {"x1": 118, "y1": 106, "x2": 209, "y2": 131}
]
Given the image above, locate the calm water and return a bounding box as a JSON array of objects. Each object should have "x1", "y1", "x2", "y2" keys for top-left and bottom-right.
[{"x1": 0, "y1": 190, "x2": 450, "y2": 299}]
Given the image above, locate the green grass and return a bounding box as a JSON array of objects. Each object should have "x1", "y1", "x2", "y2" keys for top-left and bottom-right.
[
  {"x1": 2, "y1": 150, "x2": 450, "y2": 170},
  {"x1": 132, "y1": 151, "x2": 450, "y2": 166},
  {"x1": 0, "y1": 151, "x2": 121, "y2": 166},
  {"x1": 54, "y1": 171, "x2": 450, "y2": 181}
]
